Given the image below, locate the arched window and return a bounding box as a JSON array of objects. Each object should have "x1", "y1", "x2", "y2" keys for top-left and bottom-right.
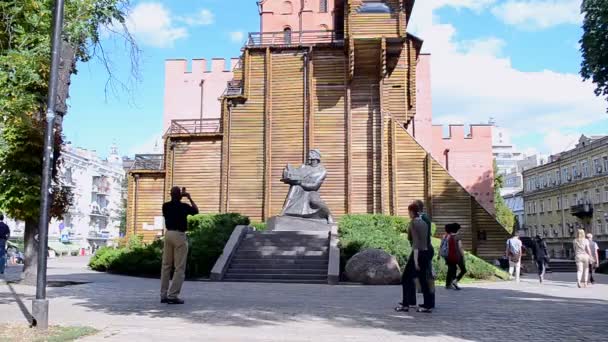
[
  {"x1": 319, "y1": 24, "x2": 329, "y2": 31},
  {"x1": 282, "y1": 1, "x2": 293, "y2": 14},
  {"x1": 320, "y1": 0, "x2": 328, "y2": 13},
  {"x1": 284, "y1": 27, "x2": 292, "y2": 44}
]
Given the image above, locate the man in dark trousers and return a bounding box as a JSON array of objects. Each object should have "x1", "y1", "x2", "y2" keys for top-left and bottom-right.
[
  {"x1": 0, "y1": 214, "x2": 11, "y2": 275},
  {"x1": 160, "y1": 187, "x2": 198, "y2": 304}
]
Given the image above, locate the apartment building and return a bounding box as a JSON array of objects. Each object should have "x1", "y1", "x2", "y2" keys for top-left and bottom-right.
[{"x1": 523, "y1": 135, "x2": 608, "y2": 259}]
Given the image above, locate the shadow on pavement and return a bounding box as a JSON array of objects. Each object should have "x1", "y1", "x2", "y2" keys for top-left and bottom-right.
[{"x1": 33, "y1": 270, "x2": 608, "y2": 341}]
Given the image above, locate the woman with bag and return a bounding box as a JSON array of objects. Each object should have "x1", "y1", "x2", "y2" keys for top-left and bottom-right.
[
  {"x1": 573, "y1": 229, "x2": 592, "y2": 288},
  {"x1": 532, "y1": 235, "x2": 549, "y2": 283},
  {"x1": 442, "y1": 223, "x2": 467, "y2": 290}
]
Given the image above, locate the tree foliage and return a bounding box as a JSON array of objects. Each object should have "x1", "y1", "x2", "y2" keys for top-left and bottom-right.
[
  {"x1": 580, "y1": 0, "x2": 608, "y2": 111},
  {"x1": 493, "y1": 161, "x2": 515, "y2": 233},
  {"x1": 0, "y1": 0, "x2": 138, "y2": 282}
]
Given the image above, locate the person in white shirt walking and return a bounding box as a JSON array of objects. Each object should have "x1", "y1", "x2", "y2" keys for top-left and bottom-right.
[
  {"x1": 586, "y1": 233, "x2": 599, "y2": 285},
  {"x1": 505, "y1": 232, "x2": 523, "y2": 282}
]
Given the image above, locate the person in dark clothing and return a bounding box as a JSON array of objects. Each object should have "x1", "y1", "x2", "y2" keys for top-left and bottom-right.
[
  {"x1": 442, "y1": 223, "x2": 467, "y2": 290},
  {"x1": 395, "y1": 203, "x2": 435, "y2": 313},
  {"x1": 532, "y1": 235, "x2": 548, "y2": 283},
  {"x1": 0, "y1": 214, "x2": 11, "y2": 275},
  {"x1": 160, "y1": 187, "x2": 198, "y2": 304}
]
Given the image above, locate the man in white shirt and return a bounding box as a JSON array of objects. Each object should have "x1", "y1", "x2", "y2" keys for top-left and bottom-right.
[
  {"x1": 505, "y1": 232, "x2": 523, "y2": 282},
  {"x1": 586, "y1": 233, "x2": 599, "y2": 285}
]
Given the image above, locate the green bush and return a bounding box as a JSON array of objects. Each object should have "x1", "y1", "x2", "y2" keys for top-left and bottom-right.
[
  {"x1": 186, "y1": 213, "x2": 250, "y2": 277},
  {"x1": 339, "y1": 214, "x2": 507, "y2": 282},
  {"x1": 251, "y1": 221, "x2": 267, "y2": 231},
  {"x1": 89, "y1": 213, "x2": 250, "y2": 278}
]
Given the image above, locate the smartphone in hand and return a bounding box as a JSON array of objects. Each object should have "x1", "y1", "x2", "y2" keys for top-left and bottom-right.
[{"x1": 181, "y1": 187, "x2": 188, "y2": 198}]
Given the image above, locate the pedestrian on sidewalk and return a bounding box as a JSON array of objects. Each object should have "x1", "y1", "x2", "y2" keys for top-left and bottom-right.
[
  {"x1": 574, "y1": 229, "x2": 591, "y2": 288},
  {"x1": 505, "y1": 232, "x2": 522, "y2": 282},
  {"x1": 586, "y1": 233, "x2": 599, "y2": 285},
  {"x1": 532, "y1": 235, "x2": 549, "y2": 283},
  {"x1": 440, "y1": 223, "x2": 466, "y2": 290},
  {"x1": 160, "y1": 187, "x2": 199, "y2": 304},
  {"x1": 0, "y1": 214, "x2": 10, "y2": 275},
  {"x1": 395, "y1": 203, "x2": 435, "y2": 313}
]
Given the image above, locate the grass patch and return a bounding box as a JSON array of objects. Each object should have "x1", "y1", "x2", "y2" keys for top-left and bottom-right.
[{"x1": 0, "y1": 325, "x2": 98, "y2": 342}]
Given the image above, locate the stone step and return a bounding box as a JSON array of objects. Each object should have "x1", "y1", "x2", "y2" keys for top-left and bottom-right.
[
  {"x1": 230, "y1": 259, "x2": 328, "y2": 267},
  {"x1": 226, "y1": 268, "x2": 326, "y2": 275},
  {"x1": 240, "y1": 240, "x2": 329, "y2": 247},
  {"x1": 221, "y1": 278, "x2": 328, "y2": 284},
  {"x1": 223, "y1": 273, "x2": 328, "y2": 281},
  {"x1": 236, "y1": 247, "x2": 329, "y2": 253},
  {"x1": 234, "y1": 250, "x2": 328, "y2": 258}
]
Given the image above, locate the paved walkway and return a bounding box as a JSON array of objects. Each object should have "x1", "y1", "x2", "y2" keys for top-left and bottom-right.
[{"x1": 1, "y1": 258, "x2": 606, "y2": 341}]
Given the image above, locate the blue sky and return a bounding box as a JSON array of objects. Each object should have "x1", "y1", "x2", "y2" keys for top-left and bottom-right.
[{"x1": 64, "y1": 0, "x2": 608, "y2": 159}]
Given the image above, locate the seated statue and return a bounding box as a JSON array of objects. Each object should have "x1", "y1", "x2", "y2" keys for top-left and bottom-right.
[{"x1": 280, "y1": 149, "x2": 334, "y2": 224}]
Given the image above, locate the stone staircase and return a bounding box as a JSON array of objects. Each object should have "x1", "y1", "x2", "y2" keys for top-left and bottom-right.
[
  {"x1": 548, "y1": 260, "x2": 578, "y2": 273},
  {"x1": 222, "y1": 230, "x2": 330, "y2": 283}
]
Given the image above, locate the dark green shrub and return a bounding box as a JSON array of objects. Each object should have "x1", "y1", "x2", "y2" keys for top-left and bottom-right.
[
  {"x1": 186, "y1": 213, "x2": 250, "y2": 277},
  {"x1": 251, "y1": 221, "x2": 267, "y2": 231},
  {"x1": 89, "y1": 213, "x2": 250, "y2": 278}
]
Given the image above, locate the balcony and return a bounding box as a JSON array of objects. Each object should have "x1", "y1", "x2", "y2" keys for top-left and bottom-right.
[
  {"x1": 571, "y1": 202, "x2": 594, "y2": 219},
  {"x1": 246, "y1": 30, "x2": 344, "y2": 48},
  {"x1": 224, "y1": 80, "x2": 243, "y2": 97},
  {"x1": 131, "y1": 154, "x2": 164, "y2": 171},
  {"x1": 167, "y1": 119, "x2": 221, "y2": 135}
]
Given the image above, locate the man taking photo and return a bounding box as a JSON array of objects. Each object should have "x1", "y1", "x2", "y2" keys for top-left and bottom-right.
[{"x1": 160, "y1": 187, "x2": 198, "y2": 304}]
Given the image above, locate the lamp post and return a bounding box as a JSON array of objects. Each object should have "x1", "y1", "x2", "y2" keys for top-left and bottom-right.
[{"x1": 32, "y1": 0, "x2": 65, "y2": 330}]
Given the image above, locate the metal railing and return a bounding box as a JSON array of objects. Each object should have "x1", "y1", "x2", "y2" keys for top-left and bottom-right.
[
  {"x1": 247, "y1": 30, "x2": 344, "y2": 47},
  {"x1": 131, "y1": 154, "x2": 164, "y2": 171},
  {"x1": 168, "y1": 119, "x2": 221, "y2": 135}
]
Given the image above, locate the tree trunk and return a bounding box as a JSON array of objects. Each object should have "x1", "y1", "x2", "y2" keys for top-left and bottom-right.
[{"x1": 21, "y1": 219, "x2": 39, "y2": 285}]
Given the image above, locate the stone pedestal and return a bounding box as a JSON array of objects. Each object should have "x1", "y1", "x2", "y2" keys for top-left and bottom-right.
[{"x1": 267, "y1": 215, "x2": 332, "y2": 232}]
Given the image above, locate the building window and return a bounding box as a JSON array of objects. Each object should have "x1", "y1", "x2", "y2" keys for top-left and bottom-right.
[
  {"x1": 281, "y1": 1, "x2": 293, "y2": 14},
  {"x1": 573, "y1": 194, "x2": 578, "y2": 205},
  {"x1": 604, "y1": 186, "x2": 608, "y2": 203},
  {"x1": 547, "y1": 198, "x2": 552, "y2": 212},
  {"x1": 320, "y1": 0, "x2": 328, "y2": 13},
  {"x1": 594, "y1": 158, "x2": 601, "y2": 174},
  {"x1": 582, "y1": 160, "x2": 589, "y2": 178},
  {"x1": 572, "y1": 165, "x2": 579, "y2": 179},
  {"x1": 604, "y1": 156, "x2": 608, "y2": 172},
  {"x1": 584, "y1": 191, "x2": 589, "y2": 203},
  {"x1": 540, "y1": 200, "x2": 544, "y2": 213},
  {"x1": 596, "y1": 188, "x2": 601, "y2": 204},
  {"x1": 283, "y1": 27, "x2": 292, "y2": 44},
  {"x1": 555, "y1": 170, "x2": 560, "y2": 185}
]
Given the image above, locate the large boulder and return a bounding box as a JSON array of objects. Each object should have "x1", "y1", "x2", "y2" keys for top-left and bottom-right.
[{"x1": 345, "y1": 249, "x2": 401, "y2": 285}]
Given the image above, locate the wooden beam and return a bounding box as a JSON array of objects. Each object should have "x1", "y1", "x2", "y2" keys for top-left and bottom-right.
[
  {"x1": 263, "y1": 48, "x2": 272, "y2": 220},
  {"x1": 244, "y1": 49, "x2": 251, "y2": 99},
  {"x1": 471, "y1": 197, "x2": 479, "y2": 255},
  {"x1": 346, "y1": 84, "x2": 353, "y2": 214},
  {"x1": 220, "y1": 100, "x2": 231, "y2": 213},
  {"x1": 390, "y1": 119, "x2": 397, "y2": 215},
  {"x1": 425, "y1": 153, "x2": 434, "y2": 219},
  {"x1": 307, "y1": 48, "x2": 315, "y2": 153}
]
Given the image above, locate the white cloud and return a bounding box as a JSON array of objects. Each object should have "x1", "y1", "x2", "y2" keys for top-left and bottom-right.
[
  {"x1": 179, "y1": 9, "x2": 215, "y2": 26},
  {"x1": 230, "y1": 31, "x2": 245, "y2": 43},
  {"x1": 491, "y1": 0, "x2": 582, "y2": 30},
  {"x1": 543, "y1": 131, "x2": 579, "y2": 155},
  {"x1": 409, "y1": 0, "x2": 606, "y2": 155},
  {"x1": 127, "y1": 2, "x2": 187, "y2": 48}
]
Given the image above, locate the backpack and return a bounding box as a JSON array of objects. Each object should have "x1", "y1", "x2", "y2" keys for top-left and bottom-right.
[
  {"x1": 507, "y1": 239, "x2": 522, "y2": 262},
  {"x1": 440, "y1": 235, "x2": 449, "y2": 258},
  {"x1": 447, "y1": 235, "x2": 460, "y2": 263}
]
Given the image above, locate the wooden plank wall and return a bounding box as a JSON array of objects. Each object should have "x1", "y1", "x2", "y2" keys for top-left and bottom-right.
[
  {"x1": 347, "y1": 0, "x2": 402, "y2": 38},
  {"x1": 226, "y1": 51, "x2": 266, "y2": 221},
  {"x1": 405, "y1": 37, "x2": 418, "y2": 123},
  {"x1": 351, "y1": 40, "x2": 382, "y2": 214},
  {"x1": 384, "y1": 43, "x2": 408, "y2": 122},
  {"x1": 393, "y1": 123, "x2": 426, "y2": 217},
  {"x1": 129, "y1": 172, "x2": 165, "y2": 242},
  {"x1": 167, "y1": 136, "x2": 223, "y2": 214},
  {"x1": 473, "y1": 201, "x2": 511, "y2": 260},
  {"x1": 269, "y1": 51, "x2": 306, "y2": 217},
  {"x1": 312, "y1": 48, "x2": 348, "y2": 217}
]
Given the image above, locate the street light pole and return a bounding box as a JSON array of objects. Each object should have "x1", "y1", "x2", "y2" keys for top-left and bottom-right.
[{"x1": 32, "y1": 0, "x2": 65, "y2": 330}]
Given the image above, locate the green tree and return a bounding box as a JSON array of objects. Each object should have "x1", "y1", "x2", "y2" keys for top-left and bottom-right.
[
  {"x1": 493, "y1": 161, "x2": 515, "y2": 233},
  {"x1": 0, "y1": 0, "x2": 138, "y2": 283},
  {"x1": 580, "y1": 0, "x2": 608, "y2": 111}
]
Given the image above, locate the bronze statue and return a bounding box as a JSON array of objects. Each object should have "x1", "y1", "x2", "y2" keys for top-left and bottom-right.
[{"x1": 280, "y1": 149, "x2": 334, "y2": 224}]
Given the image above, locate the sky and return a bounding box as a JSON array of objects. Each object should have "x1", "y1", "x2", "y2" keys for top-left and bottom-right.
[{"x1": 64, "y1": 0, "x2": 608, "y2": 159}]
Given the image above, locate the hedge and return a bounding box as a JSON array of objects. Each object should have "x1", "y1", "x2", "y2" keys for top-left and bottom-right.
[
  {"x1": 89, "y1": 213, "x2": 250, "y2": 278},
  {"x1": 339, "y1": 214, "x2": 507, "y2": 282}
]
